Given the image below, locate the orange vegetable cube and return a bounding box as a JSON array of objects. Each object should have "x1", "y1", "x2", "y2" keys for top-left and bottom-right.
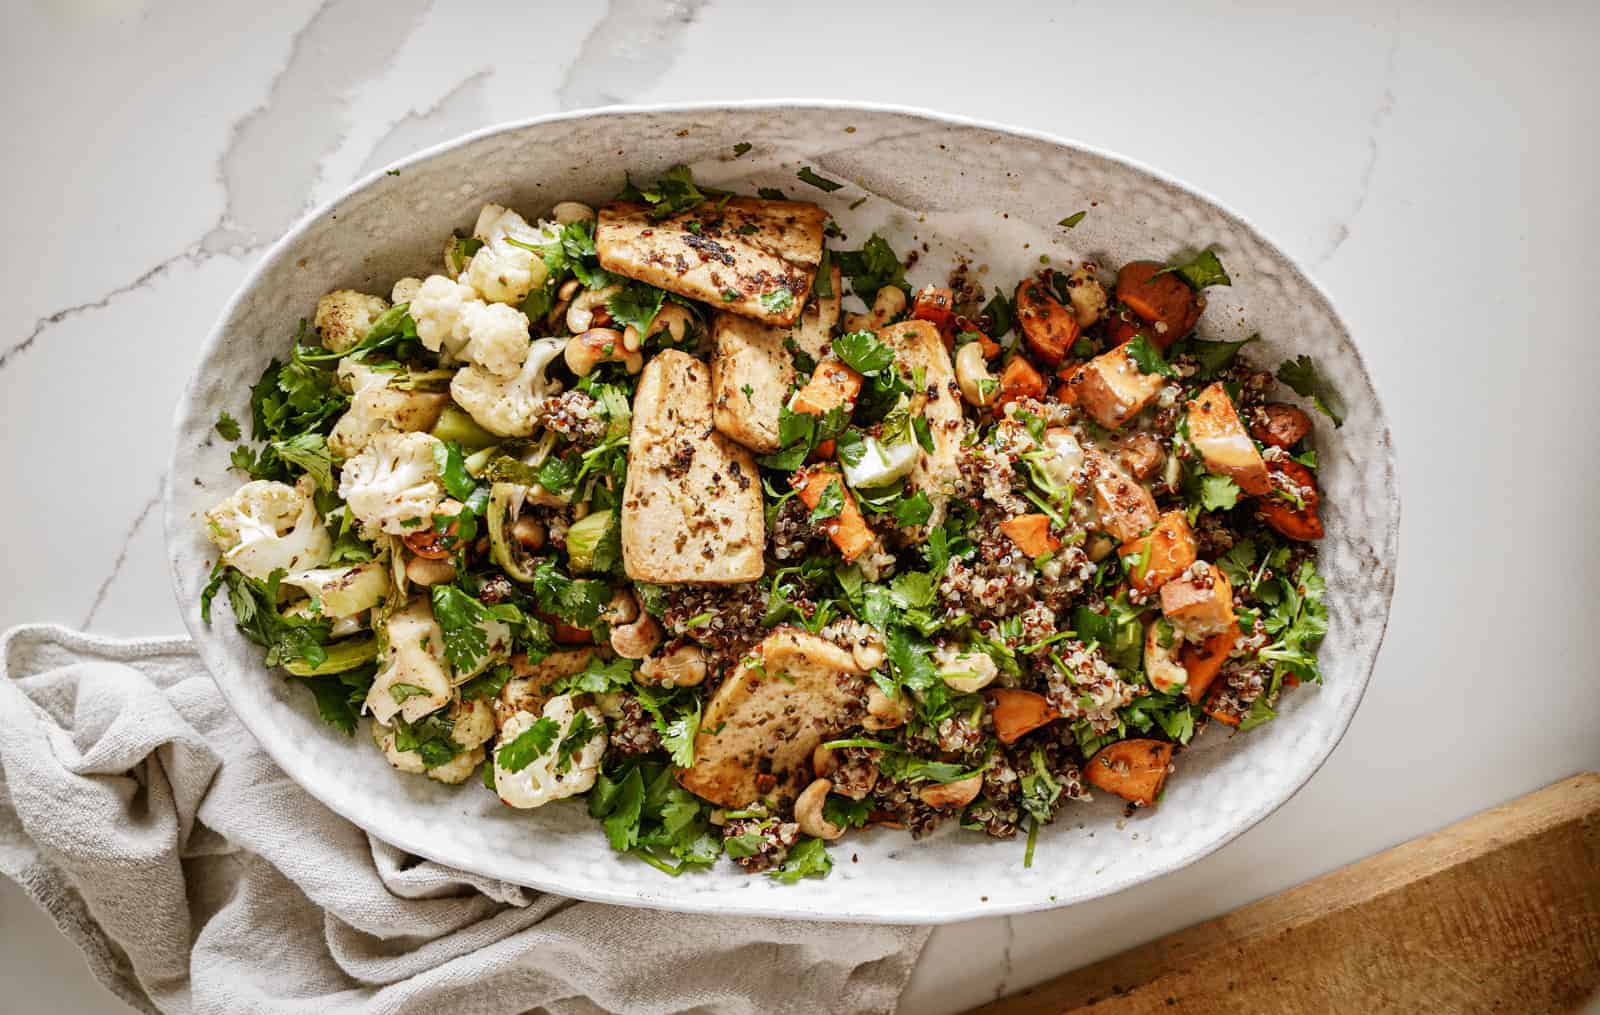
[
  {"x1": 1000, "y1": 513, "x2": 1061, "y2": 558},
  {"x1": 1085, "y1": 739, "x2": 1175, "y2": 807},
  {"x1": 791, "y1": 465, "x2": 875, "y2": 562},
  {"x1": 1120, "y1": 510, "x2": 1197, "y2": 594}
]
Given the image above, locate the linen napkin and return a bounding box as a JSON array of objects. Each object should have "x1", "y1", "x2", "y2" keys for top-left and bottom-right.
[{"x1": 0, "y1": 624, "x2": 930, "y2": 1014}]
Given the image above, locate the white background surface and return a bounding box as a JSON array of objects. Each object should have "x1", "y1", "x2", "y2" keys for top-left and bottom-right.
[{"x1": 2, "y1": 1, "x2": 1597, "y2": 1012}]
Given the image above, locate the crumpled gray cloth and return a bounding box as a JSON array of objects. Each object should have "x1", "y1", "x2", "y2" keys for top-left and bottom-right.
[{"x1": 0, "y1": 625, "x2": 930, "y2": 1014}]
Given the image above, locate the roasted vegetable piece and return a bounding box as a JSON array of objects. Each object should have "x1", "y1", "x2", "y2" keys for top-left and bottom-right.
[
  {"x1": 995, "y1": 355, "x2": 1046, "y2": 411},
  {"x1": 1085, "y1": 739, "x2": 1174, "y2": 807},
  {"x1": 1182, "y1": 626, "x2": 1238, "y2": 704},
  {"x1": 1121, "y1": 510, "x2": 1198, "y2": 594},
  {"x1": 986, "y1": 688, "x2": 1060, "y2": 744},
  {"x1": 1258, "y1": 458, "x2": 1325, "y2": 541},
  {"x1": 595, "y1": 197, "x2": 826, "y2": 325},
  {"x1": 681, "y1": 628, "x2": 868, "y2": 807},
  {"x1": 877, "y1": 320, "x2": 963, "y2": 537},
  {"x1": 791, "y1": 358, "x2": 862, "y2": 416},
  {"x1": 1250, "y1": 402, "x2": 1314, "y2": 449},
  {"x1": 1068, "y1": 344, "x2": 1164, "y2": 429},
  {"x1": 1115, "y1": 261, "x2": 1200, "y2": 347},
  {"x1": 1186, "y1": 381, "x2": 1270, "y2": 495},
  {"x1": 1084, "y1": 447, "x2": 1160, "y2": 544},
  {"x1": 909, "y1": 285, "x2": 957, "y2": 336},
  {"x1": 999, "y1": 513, "x2": 1060, "y2": 558},
  {"x1": 1014, "y1": 278, "x2": 1080, "y2": 366},
  {"x1": 792, "y1": 465, "x2": 876, "y2": 562},
  {"x1": 1160, "y1": 562, "x2": 1236, "y2": 641}
]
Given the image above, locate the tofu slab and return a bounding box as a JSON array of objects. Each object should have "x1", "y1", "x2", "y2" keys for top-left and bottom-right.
[
  {"x1": 622, "y1": 350, "x2": 765, "y2": 584},
  {"x1": 709, "y1": 313, "x2": 795, "y2": 453},
  {"x1": 596, "y1": 197, "x2": 826, "y2": 326},
  {"x1": 679, "y1": 628, "x2": 868, "y2": 808},
  {"x1": 878, "y1": 320, "x2": 965, "y2": 536}
]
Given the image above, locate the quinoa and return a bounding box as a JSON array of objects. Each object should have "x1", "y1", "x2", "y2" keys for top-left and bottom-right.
[
  {"x1": 539, "y1": 390, "x2": 607, "y2": 445},
  {"x1": 723, "y1": 817, "x2": 799, "y2": 873}
]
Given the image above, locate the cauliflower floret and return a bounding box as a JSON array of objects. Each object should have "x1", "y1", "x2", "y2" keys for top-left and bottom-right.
[
  {"x1": 371, "y1": 696, "x2": 495, "y2": 784},
  {"x1": 410, "y1": 275, "x2": 478, "y2": 360},
  {"x1": 204, "y1": 476, "x2": 331, "y2": 580},
  {"x1": 365, "y1": 597, "x2": 452, "y2": 724},
  {"x1": 493, "y1": 695, "x2": 607, "y2": 809},
  {"x1": 450, "y1": 336, "x2": 565, "y2": 437},
  {"x1": 462, "y1": 204, "x2": 558, "y2": 306},
  {"x1": 337, "y1": 358, "x2": 395, "y2": 395},
  {"x1": 315, "y1": 290, "x2": 390, "y2": 354},
  {"x1": 339, "y1": 431, "x2": 446, "y2": 536},
  {"x1": 459, "y1": 301, "x2": 532, "y2": 378},
  {"x1": 327, "y1": 379, "x2": 451, "y2": 460},
  {"x1": 391, "y1": 276, "x2": 424, "y2": 304},
  {"x1": 280, "y1": 560, "x2": 390, "y2": 618}
]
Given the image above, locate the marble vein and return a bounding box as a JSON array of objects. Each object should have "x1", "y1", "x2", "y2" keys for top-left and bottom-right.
[
  {"x1": 1317, "y1": 37, "x2": 1399, "y2": 265},
  {"x1": 82, "y1": 485, "x2": 164, "y2": 631},
  {"x1": 557, "y1": 0, "x2": 707, "y2": 110},
  {"x1": 359, "y1": 69, "x2": 494, "y2": 177},
  {"x1": 994, "y1": 914, "x2": 1016, "y2": 1001}
]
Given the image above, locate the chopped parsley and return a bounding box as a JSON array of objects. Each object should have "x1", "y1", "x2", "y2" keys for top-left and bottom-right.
[
  {"x1": 213, "y1": 411, "x2": 241, "y2": 442},
  {"x1": 795, "y1": 166, "x2": 844, "y2": 192},
  {"x1": 497, "y1": 717, "x2": 561, "y2": 773},
  {"x1": 1057, "y1": 211, "x2": 1087, "y2": 228},
  {"x1": 1126, "y1": 334, "x2": 1177, "y2": 378},
  {"x1": 1276, "y1": 355, "x2": 1346, "y2": 427}
]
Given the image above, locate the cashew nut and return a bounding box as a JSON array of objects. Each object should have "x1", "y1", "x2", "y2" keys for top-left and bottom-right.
[
  {"x1": 511, "y1": 515, "x2": 546, "y2": 551},
  {"x1": 405, "y1": 555, "x2": 456, "y2": 586},
  {"x1": 609, "y1": 613, "x2": 662, "y2": 660},
  {"x1": 955, "y1": 341, "x2": 997, "y2": 408},
  {"x1": 845, "y1": 285, "x2": 908, "y2": 332},
  {"x1": 1064, "y1": 265, "x2": 1108, "y2": 327},
  {"x1": 812, "y1": 743, "x2": 836, "y2": 779},
  {"x1": 557, "y1": 278, "x2": 581, "y2": 301},
  {"x1": 918, "y1": 773, "x2": 983, "y2": 810},
  {"x1": 1087, "y1": 534, "x2": 1116, "y2": 562},
  {"x1": 638, "y1": 644, "x2": 707, "y2": 687},
  {"x1": 621, "y1": 303, "x2": 695, "y2": 354},
  {"x1": 390, "y1": 276, "x2": 423, "y2": 304},
  {"x1": 794, "y1": 778, "x2": 844, "y2": 840},
  {"x1": 862, "y1": 685, "x2": 911, "y2": 731},
  {"x1": 551, "y1": 201, "x2": 595, "y2": 225},
  {"x1": 565, "y1": 284, "x2": 621, "y2": 334},
  {"x1": 852, "y1": 638, "x2": 885, "y2": 672},
  {"x1": 602, "y1": 589, "x2": 640, "y2": 626},
  {"x1": 564, "y1": 328, "x2": 643, "y2": 376}
]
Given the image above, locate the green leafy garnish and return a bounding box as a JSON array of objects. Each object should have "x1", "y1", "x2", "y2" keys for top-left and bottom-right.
[
  {"x1": 200, "y1": 565, "x2": 330, "y2": 671},
  {"x1": 1276, "y1": 355, "x2": 1346, "y2": 427},
  {"x1": 732, "y1": 142, "x2": 752, "y2": 157},
  {"x1": 1186, "y1": 335, "x2": 1257, "y2": 379},
  {"x1": 1197, "y1": 474, "x2": 1242, "y2": 512},
  {"x1": 831, "y1": 330, "x2": 897, "y2": 375},
  {"x1": 608, "y1": 282, "x2": 667, "y2": 338},
  {"x1": 836, "y1": 234, "x2": 908, "y2": 298},
  {"x1": 617, "y1": 164, "x2": 707, "y2": 220},
  {"x1": 214, "y1": 411, "x2": 241, "y2": 442},
  {"x1": 1125, "y1": 334, "x2": 1176, "y2": 378},
  {"x1": 1166, "y1": 248, "x2": 1232, "y2": 290},
  {"x1": 795, "y1": 167, "x2": 844, "y2": 192},
  {"x1": 759, "y1": 288, "x2": 796, "y2": 315},
  {"x1": 430, "y1": 584, "x2": 521, "y2": 675},
  {"x1": 1058, "y1": 211, "x2": 1087, "y2": 229},
  {"x1": 769, "y1": 837, "x2": 834, "y2": 883},
  {"x1": 497, "y1": 717, "x2": 560, "y2": 773},
  {"x1": 807, "y1": 479, "x2": 845, "y2": 522}
]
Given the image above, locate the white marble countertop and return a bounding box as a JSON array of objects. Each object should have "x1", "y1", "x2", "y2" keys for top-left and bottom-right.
[{"x1": 2, "y1": 2, "x2": 1597, "y2": 1012}]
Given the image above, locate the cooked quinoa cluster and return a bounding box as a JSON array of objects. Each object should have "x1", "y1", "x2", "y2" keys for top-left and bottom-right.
[{"x1": 200, "y1": 161, "x2": 1337, "y2": 882}]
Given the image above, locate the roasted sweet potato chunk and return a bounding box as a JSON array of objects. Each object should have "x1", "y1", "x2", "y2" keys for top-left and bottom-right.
[
  {"x1": 996, "y1": 355, "x2": 1046, "y2": 411},
  {"x1": 1251, "y1": 402, "x2": 1314, "y2": 449},
  {"x1": 1120, "y1": 510, "x2": 1198, "y2": 594},
  {"x1": 910, "y1": 285, "x2": 957, "y2": 336},
  {"x1": 1182, "y1": 626, "x2": 1238, "y2": 704},
  {"x1": 1015, "y1": 278, "x2": 1080, "y2": 366},
  {"x1": 1068, "y1": 345, "x2": 1164, "y2": 429},
  {"x1": 1085, "y1": 739, "x2": 1175, "y2": 807},
  {"x1": 1160, "y1": 562, "x2": 1236, "y2": 641},
  {"x1": 792, "y1": 465, "x2": 875, "y2": 562},
  {"x1": 1187, "y1": 381, "x2": 1269, "y2": 495},
  {"x1": 791, "y1": 358, "x2": 863, "y2": 417},
  {"x1": 986, "y1": 688, "x2": 1060, "y2": 744},
  {"x1": 1258, "y1": 458, "x2": 1325, "y2": 541},
  {"x1": 1000, "y1": 513, "x2": 1060, "y2": 558},
  {"x1": 1115, "y1": 261, "x2": 1199, "y2": 348}
]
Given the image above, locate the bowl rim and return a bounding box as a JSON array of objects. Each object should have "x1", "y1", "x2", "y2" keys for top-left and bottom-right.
[{"x1": 164, "y1": 99, "x2": 1399, "y2": 923}]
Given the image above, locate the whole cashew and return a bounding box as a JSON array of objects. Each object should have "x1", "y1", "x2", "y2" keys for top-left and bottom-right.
[
  {"x1": 551, "y1": 201, "x2": 595, "y2": 225},
  {"x1": 955, "y1": 341, "x2": 997, "y2": 408},
  {"x1": 812, "y1": 743, "x2": 837, "y2": 779},
  {"x1": 638, "y1": 644, "x2": 707, "y2": 687},
  {"x1": 845, "y1": 285, "x2": 907, "y2": 332},
  {"x1": 794, "y1": 778, "x2": 844, "y2": 841},
  {"x1": 918, "y1": 773, "x2": 984, "y2": 810},
  {"x1": 603, "y1": 589, "x2": 640, "y2": 626},
  {"x1": 565, "y1": 284, "x2": 622, "y2": 334},
  {"x1": 564, "y1": 328, "x2": 643, "y2": 376},
  {"x1": 862, "y1": 685, "x2": 910, "y2": 731},
  {"x1": 609, "y1": 613, "x2": 662, "y2": 660},
  {"x1": 511, "y1": 515, "x2": 545, "y2": 550},
  {"x1": 621, "y1": 303, "x2": 695, "y2": 353},
  {"x1": 405, "y1": 555, "x2": 456, "y2": 586}
]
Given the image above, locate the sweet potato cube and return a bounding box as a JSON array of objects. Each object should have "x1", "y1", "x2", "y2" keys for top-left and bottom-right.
[
  {"x1": 1120, "y1": 510, "x2": 1198, "y2": 594},
  {"x1": 792, "y1": 465, "x2": 875, "y2": 562},
  {"x1": 996, "y1": 355, "x2": 1046, "y2": 411},
  {"x1": 1187, "y1": 381, "x2": 1269, "y2": 495},
  {"x1": 1015, "y1": 278, "x2": 1080, "y2": 367},
  {"x1": 1182, "y1": 626, "x2": 1238, "y2": 704},
  {"x1": 986, "y1": 688, "x2": 1060, "y2": 744},
  {"x1": 1068, "y1": 345, "x2": 1164, "y2": 429},
  {"x1": 1159, "y1": 563, "x2": 1236, "y2": 641},
  {"x1": 790, "y1": 359, "x2": 862, "y2": 417},
  {"x1": 1085, "y1": 739, "x2": 1175, "y2": 807},
  {"x1": 1000, "y1": 513, "x2": 1060, "y2": 558},
  {"x1": 910, "y1": 285, "x2": 957, "y2": 334}
]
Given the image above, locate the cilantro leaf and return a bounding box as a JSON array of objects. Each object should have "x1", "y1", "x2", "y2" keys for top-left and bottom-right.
[
  {"x1": 1198, "y1": 474, "x2": 1242, "y2": 512},
  {"x1": 808, "y1": 479, "x2": 845, "y2": 523},
  {"x1": 769, "y1": 836, "x2": 833, "y2": 883},
  {"x1": 555, "y1": 710, "x2": 599, "y2": 773},
  {"x1": 757, "y1": 187, "x2": 787, "y2": 200},
  {"x1": 458, "y1": 663, "x2": 514, "y2": 701},
  {"x1": 1276, "y1": 355, "x2": 1346, "y2": 427},
  {"x1": 497, "y1": 717, "x2": 560, "y2": 773},
  {"x1": 795, "y1": 167, "x2": 844, "y2": 192},
  {"x1": 203, "y1": 567, "x2": 331, "y2": 670},
  {"x1": 1057, "y1": 211, "x2": 1087, "y2": 229},
  {"x1": 1187, "y1": 334, "x2": 1257, "y2": 380},
  {"x1": 1215, "y1": 539, "x2": 1258, "y2": 588},
  {"x1": 823, "y1": 795, "x2": 871, "y2": 830},
  {"x1": 1168, "y1": 248, "x2": 1232, "y2": 290},
  {"x1": 894, "y1": 490, "x2": 933, "y2": 528},
  {"x1": 618, "y1": 164, "x2": 706, "y2": 220},
  {"x1": 835, "y1": 234, "x2": 908, "y2": 298},
  {"x1": 430, "y1": 584, "x2": 520, "y2": 675},
  {"x1": 214, "y1": 411, "x2": 241, "y2": 442},
  {"x1": 529, "y1": 559, "x2": 608, "y2": 629},
  {"x1": 983, "y1": 289, "x2": 1014, "y2": 338},
  {"x1": 388, "y1": 682, "x2": 431, "y2": 704},
  {"x1": 732, "y1": 142, "x2": 752, "y2": 157},
  {"x1": 431, "y1": 440, "x2": 477, "y2": 502},
  {"x1": 1125, "y1": 334, "x2": 1177, "y2": 378},
  {"x1": 607, "y1": 282, "x2": 666, "y2": 338},
  {"x1": 759, "y1": 288, "x2": 796, "y2": 315},
  {"x1": 831, "y1": 330, "x2": 896, "y2": 375}
]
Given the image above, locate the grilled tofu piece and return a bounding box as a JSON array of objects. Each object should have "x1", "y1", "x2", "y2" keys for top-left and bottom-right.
[
  {"x1": 622, "y1": 350, "x2": 765, "y2": 584},
  {"x1": 596, "y1": 197, "x2": 827, "y2": 326},
  {"x1": 679, "y1": 628, "x2": 868, "y2": 808},
  {"x1": 709, "y1": 312, "x2": 796, "y2": 453},
  {"x1": 790, "y1": 262, "x2": 842, "y2": 362},
  {"x1": 878, "y1": 320, "x2": 965, "y2": 536}
]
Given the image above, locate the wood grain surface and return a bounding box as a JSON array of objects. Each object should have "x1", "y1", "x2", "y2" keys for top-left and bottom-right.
[{"x1": 971, "y1": 772, "x2": 1600, "y2": 1014}]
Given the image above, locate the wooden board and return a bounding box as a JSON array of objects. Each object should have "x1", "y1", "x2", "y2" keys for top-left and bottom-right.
[{"x1": 971, "y1": 773, "x2": 1600, "y2": 1014}]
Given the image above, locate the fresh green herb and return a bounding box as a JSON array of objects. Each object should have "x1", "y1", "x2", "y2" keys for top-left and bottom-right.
[
  {"x1": 757, "y1": 187, "x2": 787, "y2": 200},
  {"x1": 388, "y1": 683, "x2": 431, "y2": 704},
  {"x1": 1258, "y1": 561, "x2": 1329, "y2": 684},
  {"x1": 732, "y1": 142, "x2": 752, "y2": 157},
  {"x1": 835, "y1": 234, "x2": 908, "y2": 298},
  {"x1": 1186, "y1": 335, "x2": 1257, "y2": 379},
  {"x1": 200, "y1": 566, "x2": 330, "y2": 670},
  {"x1": 430, "y1": 584, "x2": 521, "y2": 675},
  {"x1": 1215, "y1": 539, "x2": 1258, "y2": 589},
  {"x1": 1239, "y1": 694, "x2": 1277, "y2": 731},
  {"x1": 759, "y1": 288, "x2": 796, "y2": 315},
  {"x1": 1197, "y1": 474, "x2": 1242, "y2": 512},
  {"x1": 983, "y1": 289, "x2": 1014, "y2": 338},
  {"x1": 555, "y1": 710, "x2": 599, "y2": 773},
  {"x1": 607, "y1": 282, "x2": 667, "y2": 338},
  {"x1": 617, "y1": 164, "x2": 707, "y2": 220},
  {"x1": 795, "y1": 166, "x2": 844, "y2": 192},
  {"x1": 459, "y1": 663, "x2": 514, "y2": 701},
  {"x1": 1165, "y1": 248, "x2": 1232, "y2": 290},
  {"x1": 528, "y1": 559, "x2": 609, "y2": 629},
  {"x1": 808, "y1": 479, "x2": 845, "y2": 522},
  {"x1": 1276, "y1": 355, "x2": 1346, "y2": 427},
  {"x1": 894, "y1": 491, "x2": 934, "y2": 528},
  {"x1": 393, "y1": 711, "x2": 462, "y2": 768},
  {"x1": 214, "y1": 411, "x2": 241, "y2": 442},
  {"x1": 497, "y1": 717, "x2": 560, "y2": 773},
  {"x1": 1058, "y1": 211, "x2": 1087, "y2": 229},
  {"x1": 823, "y1": 795, "x2": 871, "y2": 830},
  {"x1": 302, "y1": 666, "x2": 376, "y2": 735},
  {"x1": 1125, "y1": 334, "x2": 1177, "y2": 378},
  {"x1": 770, "y1": 836, "x2": 834, "y2": 883},
  {"x1": 831, "y1": 330, "x2": 897, "y2": 375}
]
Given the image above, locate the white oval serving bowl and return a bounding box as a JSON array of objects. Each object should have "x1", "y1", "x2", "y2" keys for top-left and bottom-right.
[{"x1": 165, "y1": 102, "x2": 1398, "y2": 924}]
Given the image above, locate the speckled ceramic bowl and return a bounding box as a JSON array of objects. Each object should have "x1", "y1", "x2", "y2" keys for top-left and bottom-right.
[{"x1": 165, "y1": 102, "x2": 1398, "y2": 924}]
